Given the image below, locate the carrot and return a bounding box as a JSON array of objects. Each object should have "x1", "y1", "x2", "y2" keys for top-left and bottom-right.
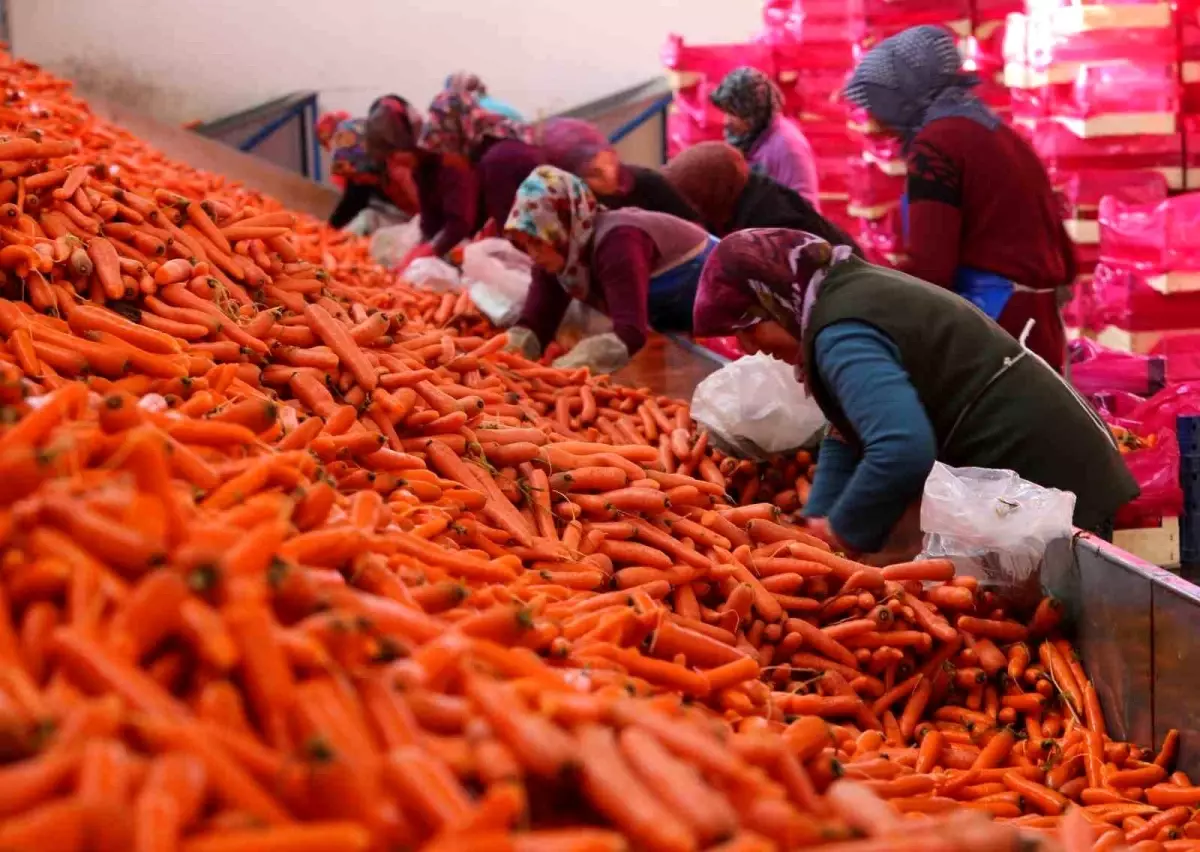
[
  {"x1": 880, "y1": 559, "x2": 954, "y2": 582},
  {"x1": 577, "y1": 724, "x2": 697, "y2": 852},
  {"x1": 1003, "y1": 770, "x2": 1068, "y2": 815},
  {"x1": 87, "y1": 236, "x2": 126, "y2": 299},
  {"x1": 179, "y1": 824, "x2": 372, "y2": 852},
  {"x1": 304, "y1": 303, "x2": 377, "y2": 391}
]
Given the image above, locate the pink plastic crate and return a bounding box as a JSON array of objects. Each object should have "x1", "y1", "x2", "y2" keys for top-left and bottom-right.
[
  {"x1": 1099, "y1": 193, "x2": 1200, "y2": 271},
  {"x1": 1052, "y1": 64, "x2": 1179, "y2": 120},
  {"x1": 662, "y1": 36, "x2": 774, "y2": 77},
  {"x1": 1059, "y1": 168, "x2": 1169, "y2": 212},
  {"x1": 1031, "y1": 121, "x2": 1182, "y2": 171},
  {"x1": 1025, "y1": 26, "x2": 1177, "y2": 67},
  {"x1": 847, "y1": 158, "x2": 905, "y2": 219},
  {"x1": 1090, "y1": 263, "x2": 1200, "y2": 330}
]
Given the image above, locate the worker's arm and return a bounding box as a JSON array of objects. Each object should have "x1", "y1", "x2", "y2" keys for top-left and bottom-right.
[
  {"x1": 802, "y1": 434, "x2": 858, "y2": 519},
  {"x1": 515, "y1": 269, "x2": 573, "y2": 350},
  {"x1": 591, "y1": 226, "x2": 657, "y2": 355},
  {"x1": 901, "y1": 134, "x2": 963, "y2": 288},
  {"x1": 427, "y1": 163, "x2": 480, "y2": 256},
  {"x1": 328, "y1": 182, "x2": 373, "y2": 230},
  {"x1": 812, "y1": 321, "x2": 937, "y2": 554}
]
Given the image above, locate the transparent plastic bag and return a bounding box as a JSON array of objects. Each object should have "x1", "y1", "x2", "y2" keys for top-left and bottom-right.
[
  {"x1": 462, "y1": 238, "x2": 534, "y2": 327},
  {"x1": 920, "y1": 463, "x2": 1076, "y2": 604},
  {"x1": 403, "y1": 257, "x2": 461, "y2": 293},
  {"x1": 690, "y1": 353, "x2": 826, "y2": 461},
  {"x1": 369, "y1": 218, "x2": 422, "y2": 267}
]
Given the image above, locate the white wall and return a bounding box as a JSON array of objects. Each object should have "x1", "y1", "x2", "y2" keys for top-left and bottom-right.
[{"x1": 11, "y1": 0, "x2": 759, "y2": 124}]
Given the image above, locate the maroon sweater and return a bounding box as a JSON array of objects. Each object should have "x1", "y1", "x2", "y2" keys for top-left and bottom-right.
[
  {"x1": 902, "y1": 118, "x2": 1077, "y2": 371},
  {"x1": 518, "y1": 228, "x2": 657, "y2": 354},
  {"x1": 902, "y1": 118, "x2": 1076, "y2": 289}
]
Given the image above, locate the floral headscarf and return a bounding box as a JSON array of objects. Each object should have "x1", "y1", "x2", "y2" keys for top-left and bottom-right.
[
  {"x1": 843, "y1": 25, "x2": 999, "y2": 148},
  {"x1": 329, "y1": 118, "x2": 377, "y2": 182},
  {"x1": 693, "y1": 229, "x2": 854, "y2": 338},
  {"x1": 446, "y1": 72, "x2": 487, "y2": 96},
  {"x1": 419, "y1": 90, "x2": 532, "y2": 160},
  {"x1": 504, "y1": 166, "x2": 600, "y2": 301},
  {"x1": 663, "y1": 142, "x2": 750, "y2": 234},
  {"x1": 317, "y1": 110, "x2": 350, "y2": 151},
  {"x1": 710, "y1": 67, "x2": 785, "y2": 154}
]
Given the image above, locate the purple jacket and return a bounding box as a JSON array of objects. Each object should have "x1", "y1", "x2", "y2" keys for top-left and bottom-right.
[{"x1": 749, "y1": 116, "x2": 821, "y2": 210}]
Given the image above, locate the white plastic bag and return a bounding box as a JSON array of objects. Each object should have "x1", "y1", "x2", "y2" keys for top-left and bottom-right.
[
  {"x1": 403, "y1": 257, "x2": 462, "y2": 292},
  {"x1": 369, "y1": 217, "x2": 422, "y2": 266},
  {"x1": 920, "y1": 463, "x2": 1076, "y2": 604},
  {"x1": 463, "y1": 238, "x2": 534, "y2": 326},
  {"x1": 690, "y1": 353, "x2": 826, "y2": 461}
]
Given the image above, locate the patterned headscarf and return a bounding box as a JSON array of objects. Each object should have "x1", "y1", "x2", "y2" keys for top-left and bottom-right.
[
  {"x1": 540, "y1": 118, "x2": 614, "y2": 176},
  {"x1": 663, "y1": 142, "x2": 750, "y2": 235},
  {"x1": 504, "y1": 166, "x2": 600, "y2": 301},
  {"x1": 693, "y1": 229, "x2": 854, "y2": 338},
  {"x1": 419, "y1": 90, "x2": 532, "y2": 160},
  {"x1": 329, "y1": 118, "x2": 377, "y2": 182},
  {"x1": 317, "y1": 110, "x2": 350, "y2": 151},
  {"x1": 364, "y1": 95, "x2": 422, "y2": 154},
  {"x1": 843, "y1": 25, "x2": 999, "y2": 147},
  {"x1": 446, "y1": 72, "x2": 487, "y2": 96},
  {"x1": 710, "y1": 67, "x2": 784, "y2": 154}
]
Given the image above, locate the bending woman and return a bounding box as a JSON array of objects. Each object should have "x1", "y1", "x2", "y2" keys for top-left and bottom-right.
[
  {"x1": 710, "y1": 67, "x2": 820, "y2": 207},
  {"x1": 504, "y1": 166, "x2": 716, "y2": 373},
  {"x1": 325, "y1": 98, "x2": 420, "y2": 231},
  {"x1": 664, "y1": 141, "x2": 859, "y2": 251},
  {"x1": 541, "y1": 118, "x2": 700, "y2": 221},
  {"x1": 844, "y1": 25, "x2": 1077, "y2": 371},
  {"x1": 405, "y1": 90, "x2": 544, "y2": 266},
  {"x1": 693, "y1": 229, "x2": 1136, "y2": 557}
]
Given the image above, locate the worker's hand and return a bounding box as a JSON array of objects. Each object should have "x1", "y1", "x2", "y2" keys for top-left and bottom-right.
[
  {"x1": 805, "y1": 517, "x2": 846, "y2": 552},
  {"x1": 552, "y1": 333, "x2": 630, "y2": 375},
  {"x1": 504, "y1": 326, "x2": 542, "y2": 361},
  {"x1": 395, "y1": 242, "x2": 435, "y2": 274}
]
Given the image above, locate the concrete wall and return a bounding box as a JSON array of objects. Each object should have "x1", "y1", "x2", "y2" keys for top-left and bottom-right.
[{"x1": 11, "y1": 0, "x2": 759, "y2": 123}]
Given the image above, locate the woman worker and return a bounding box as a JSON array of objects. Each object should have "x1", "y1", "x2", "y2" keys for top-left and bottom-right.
[
  {"x1": 693, "y1": 229, "x2": 1137, "y2": 558},
  {"x1": 324, "y1": 98, "x2": 420, "y2": 232},
  {"x1": 402, "y1": 90, "x2": 544, "y2": 268},
  {"x1": 316, "y1": 110, "x2": 350, "y2": 190},
  {"x1": 664, "y1": 141, "x2": 860, "y2": 250},
  {"x1": 710, "y1": 67, "x2": 820, "y2": 207},
  {"x1": 843, "y1": 25, "x2": 1078, "y2": 372},
  {"x1": 445, "y1": 71, "x2": 524, "y2": 120},
  {"x1": 504, "y1": 166, "x2": 716, "y2": 373},
  {"x1": 541, "y1": 118, "x2": 701, "y2": 222}
]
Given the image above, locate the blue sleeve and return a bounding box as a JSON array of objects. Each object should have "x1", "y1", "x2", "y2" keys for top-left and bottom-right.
[
  {"x1": 802, "y1": 434, "x2": 857, "y2": 519},
  {"x1": 814, "y1": 321, "x2": 937, "y2": 553}
]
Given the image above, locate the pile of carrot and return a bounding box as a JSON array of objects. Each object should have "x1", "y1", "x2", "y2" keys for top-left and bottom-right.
[{"x1": 0, "y1": 50, "x2": 1193, "y2": 852}]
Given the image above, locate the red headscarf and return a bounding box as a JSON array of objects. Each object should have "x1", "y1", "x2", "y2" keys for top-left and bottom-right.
[
  {"x1": 663, "y1": 142, "x2": 751, "y2": 235},
  {"x1": 693, "y1": 228, "x2": 854, "y2": 338}
]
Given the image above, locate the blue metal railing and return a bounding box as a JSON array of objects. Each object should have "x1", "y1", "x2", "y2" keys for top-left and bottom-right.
[
  {"x1": 196, "y1": 77, "x2": 675, "y2": 181},
  {"x1": 192, "y1": 91, "x2": 321, "y2": 181}
]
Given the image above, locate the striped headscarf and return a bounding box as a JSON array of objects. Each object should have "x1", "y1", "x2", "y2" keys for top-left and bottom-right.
[
  {"x1": 710, "y1": 67, "x2": 784, "y2": 154},
  {"x1": 504, "y1": 166, "x2": 599, "y2": 301},
  {"x1": 843, "y1": 25, "x2": 999, "y2": 147}
]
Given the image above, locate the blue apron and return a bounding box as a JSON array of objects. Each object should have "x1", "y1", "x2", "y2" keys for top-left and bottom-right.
[
  {"x1": 901, "y1": 193, "x2": 1013, "y2": 321},
  {"x1": 646, "y1": 235, "x2": 719, "y2": 332}
]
